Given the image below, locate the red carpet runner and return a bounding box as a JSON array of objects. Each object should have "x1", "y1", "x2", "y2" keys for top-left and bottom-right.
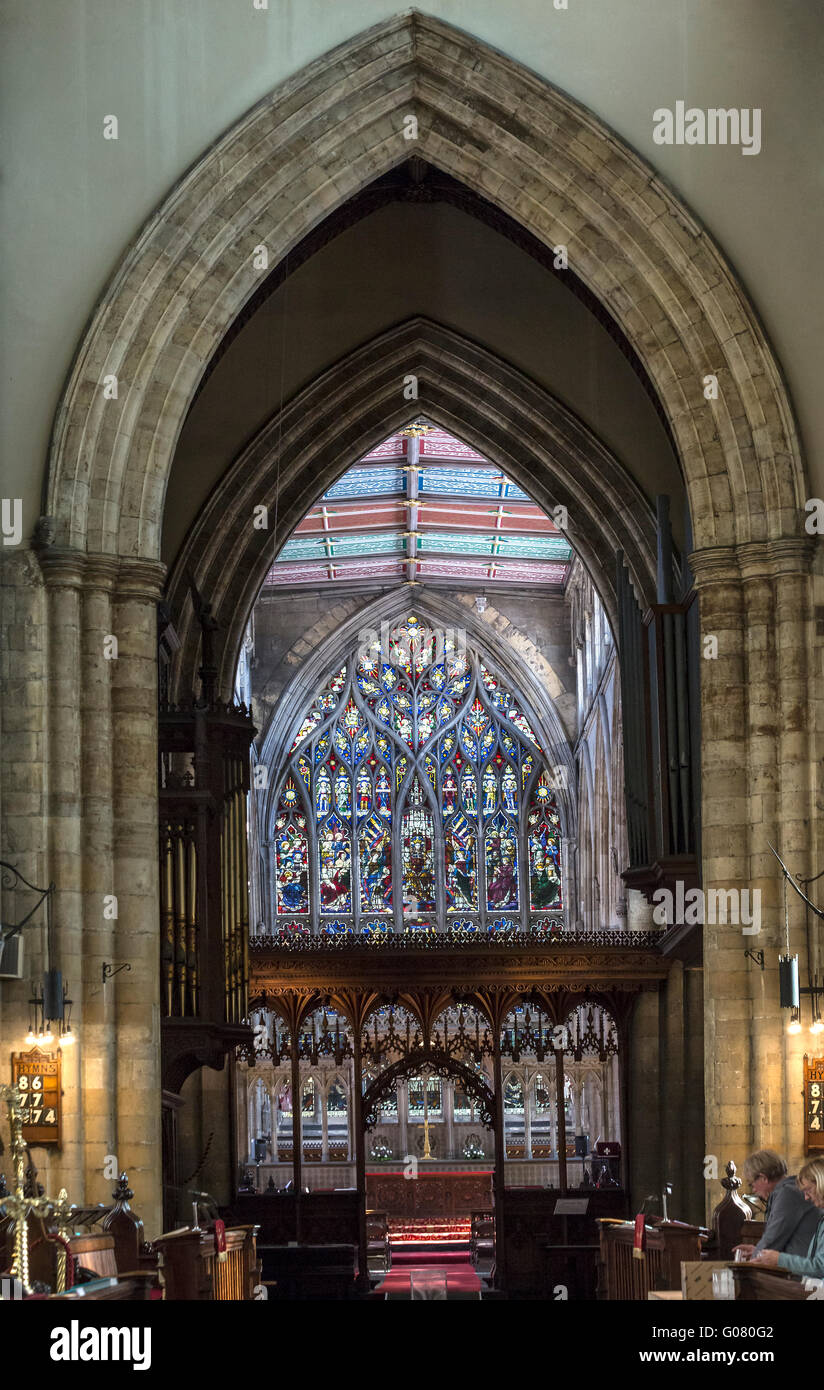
[{"x1": 378, "y1": 1219, "x2": 482, "y2": 1295}]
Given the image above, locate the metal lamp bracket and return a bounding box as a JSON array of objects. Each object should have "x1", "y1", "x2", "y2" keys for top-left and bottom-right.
[{"x1": 102, "y1": 962, "x2": 132, "y2": 984}]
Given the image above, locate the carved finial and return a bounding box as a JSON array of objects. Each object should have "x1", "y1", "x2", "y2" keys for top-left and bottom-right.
[
  {"x1": 113, "y1": 1171, "x2": 134, "y2": 1204},
  {"x1": 721, "y1": 1159, "x2": 742, "y2": 1194}
]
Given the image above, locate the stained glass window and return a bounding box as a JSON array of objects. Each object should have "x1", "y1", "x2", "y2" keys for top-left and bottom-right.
[
  {"x1": 409, "y1": 1075, "x2": 442, "y2": 1116},
  {"x1": 271, "y1": 615, "x2": 563, "y2": 933},
  {"x1": 528, "y1": 772, "x2": 564, "y2": 912},
  {"x1": 327, "y1": 1081, "x2": 347, "y2": 1116},
  {"x1": 274, "y1": 778, "x2": 309, "y2": 914}
]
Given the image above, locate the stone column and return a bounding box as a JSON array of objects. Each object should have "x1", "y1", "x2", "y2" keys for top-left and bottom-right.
[
  {"x1": 602, "y1": 1054, "x2": 611, "y2": 1140},
  {"x1": 270, "y1": 1082, "x2": 279, "y2": 1163},
  {"x1": 691, "y1": 541, "x2": 816, "y2": 1215},
  {"x1": 0, "y1": 548, "x2": 49, "y2": 1101},
  {"x1": 40, "y1": 551, "x2": 85, "y2": 1205},
  {"x1": 110, "y1": 560, "x2": 165, "y2": 1235},
  {"x1": 444, "y1": 1079, "x2": 454, "y2": 1159},
  {"x1": 561, "y1": 836, "x2": 576, "y2": 926},
  {"x1": 628, "y1": 989, "x2": 660, "y2": 1206},
  {"x1": 79, "y1": 558, "x2": 118, "y2": 1205},
  {"x1": 763, "y1": 545, "x2": 813, "y2": 1165},
  {"x1": 321, "y1": 1080, "x2": 329, "y2": 1163},
  {"x1": 398, "y1": 1078, "x2": 409, "y2": 1160},
  {"x1": 691, "y1": 548, "x2": 752, "y2": 1195},
  {"x1": 6, "y1": 545, "x2": 164, "y2": 1230},
  {"x1": 236, "y1": 1068, "x2": 249, "y2": 1165},
  {"x1": 571, "y1": 1071, "x2": 582, "y2": 1133},
  {"x1": 523, "y1": 1071, "x2": 533, "y2": 1159}
]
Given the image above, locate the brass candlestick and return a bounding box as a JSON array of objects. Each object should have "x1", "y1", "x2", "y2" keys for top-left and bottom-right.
[
  {"x1": 422, "y1": 1071, "x2": 433, "y2": 1160},
  {"x1": 0, "y1": 1081, "x2": 55, "y2": 1293},
  {"x1": 423, "y1": 1113, "x2": 432, "y2": 1160}
]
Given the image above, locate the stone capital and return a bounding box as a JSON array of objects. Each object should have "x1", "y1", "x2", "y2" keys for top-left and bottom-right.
[
  {"x1": 690, "y1": 536, "x2": 815, "y2": 589},
  {"x1": 36, "y1": 547, "x2": 166, "y2": 601},
  {"x1": 113, "y1": 558, "x2": 167, "y2": 604},
  {"x1": 36, "y1": 545, "x2": 88, "y2": 590}
]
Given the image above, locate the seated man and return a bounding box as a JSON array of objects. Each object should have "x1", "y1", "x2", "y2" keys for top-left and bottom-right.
[
  {"x1": 733, "y1": 1148, "x2": 820, "y2": 1260},
  {"x1": 752, "y1": 1156, "x2": 824, "y2": 1279}
]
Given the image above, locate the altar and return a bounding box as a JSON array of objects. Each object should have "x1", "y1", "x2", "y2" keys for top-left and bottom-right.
[{"x1": 365, "y1": 1164, "x2": 493, "y2": 1218}]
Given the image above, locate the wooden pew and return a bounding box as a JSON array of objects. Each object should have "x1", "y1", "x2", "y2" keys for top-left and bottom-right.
[
  {"x1": 710, "y1": 1160, "x2": 765, "y2": 1257},
  {"x1": 100, "y1": 1172, "x2": 159, "y2": 1276},
  {"x1": 6, "y1": 1172, "x2": 161, "y2": 1296},
  {"x1": 48, "y1": 1277, "x2": 156, "y2": 1301}
]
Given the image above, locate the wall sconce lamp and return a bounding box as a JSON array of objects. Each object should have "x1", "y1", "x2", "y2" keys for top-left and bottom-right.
[
  {"x1": 26, "y1": 972, "x2": 74, "y2": 1046},
  {"x1": 1, "y1": 861, "x2": 75, "y2": 1047},
  {"x1": 769, "y1": 844, "x2": 823, "y2": 1039}
]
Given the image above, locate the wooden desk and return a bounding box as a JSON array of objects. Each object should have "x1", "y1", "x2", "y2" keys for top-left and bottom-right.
[
  {"x1": 154, "y1": 1225, "x2": 259, "y2": 1300},
  {"x1": 258, "y1": 1243, "x2": 356, "y2": 1300},
  {"x1": 504, "y1": 1188, "x2": 625, "y2": 1298},
  {"x1": 732, "y1": 1265, "x2": 813, "y2": 1301},
  {"x1": 226, "y1": 1191, "x2": 360, "y2": 1246},
  {"x1": 600, "y1": 1221, "x2": 703, "y2": 1300}
]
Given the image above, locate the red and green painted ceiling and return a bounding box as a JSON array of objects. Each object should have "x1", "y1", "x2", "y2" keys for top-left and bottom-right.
[{"x1": 265, "y1": 424, "x2": 572, "y2": 591}]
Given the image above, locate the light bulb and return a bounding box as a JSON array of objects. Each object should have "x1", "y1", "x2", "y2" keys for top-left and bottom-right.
[
  {"x1": 61, "y1": 1028, "x2": 75, "y2": 1045},
  {"x1": 25, "y1": 1030, "x2": 37, "y2": 1046},
  {"x1": 42, "y1": 1029, "x2": 54, "y2": 1045},
  {"x1": 810, "y1": 1019, "x2": 824, "y2": 1036},
  {"x1": 787, "y1": 1019, "x2": 802, "y2": 1035}
]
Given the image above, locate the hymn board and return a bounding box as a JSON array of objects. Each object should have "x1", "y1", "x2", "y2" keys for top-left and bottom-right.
[
  {"x1": 10, "y1": 1047, "x2": 62, "y2": 1146},
  {"x1": 804, "y1": 1055, "x2": 824, "y2": 1152}
]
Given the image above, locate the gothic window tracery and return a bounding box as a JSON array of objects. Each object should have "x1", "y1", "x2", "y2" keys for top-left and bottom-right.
[{"x1": 271, "y1": 615, "x2": 564, "y2": 933}]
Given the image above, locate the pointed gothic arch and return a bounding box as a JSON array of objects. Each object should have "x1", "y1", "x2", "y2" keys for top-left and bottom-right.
[
  {"x1": 45, "y1": 12, "x2": 805, "y2": 566},
  {"x1": 23, "y1": 10, "x2": 817, "y2": 1228},
  {"x1": 165, "y1": 319, "x2": 657, "y2": 703},
  {"x1": 363, "y1": 1051, "x2": 495, "y2": 1132}
]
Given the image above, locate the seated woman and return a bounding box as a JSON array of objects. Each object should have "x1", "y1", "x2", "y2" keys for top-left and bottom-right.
[{"x1": 752, "y1": 1156, "x2": 824, "y2": 1278}]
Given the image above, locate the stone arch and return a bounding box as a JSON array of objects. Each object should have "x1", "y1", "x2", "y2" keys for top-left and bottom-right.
[
  {"x1": 165, "y1": 318, "x2": 659, "y2": 702},
  {"x1": 45, "y1": 11, "x2": 805, "y2": 565}
]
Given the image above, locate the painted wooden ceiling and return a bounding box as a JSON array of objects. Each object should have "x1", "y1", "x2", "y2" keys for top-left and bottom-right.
[{"x1": 265, "y1": 424, "x2": 572, "y2": 591}]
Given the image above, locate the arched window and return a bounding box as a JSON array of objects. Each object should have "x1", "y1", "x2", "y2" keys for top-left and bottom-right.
[
  {"x1": 409, "y1": 1075, "x2": 442, "y2": 1117},
  {"x1": 271, "y1": 615, "x2": 564, "y2": 934}
]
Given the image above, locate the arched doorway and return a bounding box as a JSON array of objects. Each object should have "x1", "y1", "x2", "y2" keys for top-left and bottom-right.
[{"x1": 26, "y1": 13, "x2": 812, "y2": 1235}]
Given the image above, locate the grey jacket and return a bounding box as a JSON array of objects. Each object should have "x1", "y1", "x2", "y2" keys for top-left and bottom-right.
[{"x1": 755, "y1": 1175, "x2": 821, "y2": 1256}]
